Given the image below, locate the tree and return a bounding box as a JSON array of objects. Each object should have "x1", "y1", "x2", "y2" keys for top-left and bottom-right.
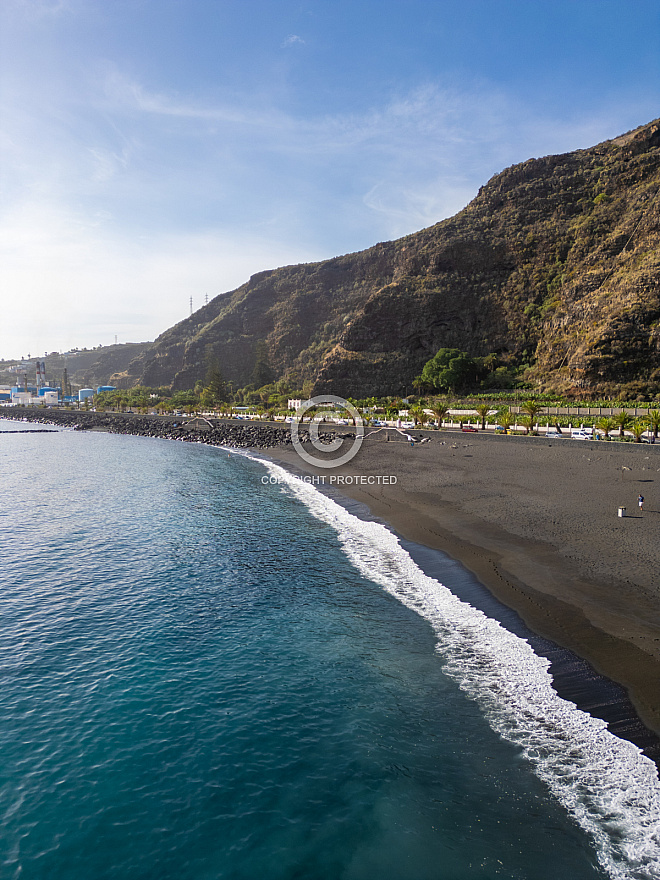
[
  {"x1": 205, "y1": 356, "x2": 226, "y2": 404},
  {"x1": 410, "y1": 405, "x2": 430, "y2": 426},
  {"x1": 521, "y1": 400, "x2": 542, "y2": 422},
  {"x1": 474, "y1": 403, "x2": 491, "y2": 430},
  {"x1": 631, "y1": 421, "x2": 646, "y2": 442},
  {"x1": 431, "y1": 402, "x2": 449, "y2": 428},
  {"x1": 498, "y1": 410, "x2": 513, "y2": 431},
  {"x1": 645, "y1": 409, "x2": 660, "y2": 439},
  {"x1": 200, "y1": 387, "x2": 217, "y2": 411},
  {"x1": 596, "y1": 416, "x2": 615, "y2": 439},
  {"x1": 420, "y1": 348, "x2": 479, "y2": 393},
  {"x1": 412, "y1": 375, "x2": 431, "y2": 395},
  {"x1": 252, "y1": 341, "x2": 274, "y2": 388},
  {"x1": 613, "y1": 410, "x2": 633, "y2": 438},
  {"x1": 519, "y1": 414, "x2": 534, "y2": 435}
]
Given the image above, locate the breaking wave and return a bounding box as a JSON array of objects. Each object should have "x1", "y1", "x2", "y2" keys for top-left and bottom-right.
[{"x1": 256, "y1": 457, "x2": 660, "y2": 880}]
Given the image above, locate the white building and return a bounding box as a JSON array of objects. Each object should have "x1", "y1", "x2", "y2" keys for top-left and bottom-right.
[
  {"x1": 288, "y1": 399, "x2": 311, "y2": 411},
  {"x1": 11, "y1": 392, "x2": 33, "y2": 405}
]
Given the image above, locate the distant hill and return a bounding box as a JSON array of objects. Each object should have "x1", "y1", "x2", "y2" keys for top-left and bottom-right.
[
  {"x1": 124, "y1": 119, "x2": 660, "y2": 399},
  {"x1": 0, "y1": 343, "x2": 154, "y2": 391}
]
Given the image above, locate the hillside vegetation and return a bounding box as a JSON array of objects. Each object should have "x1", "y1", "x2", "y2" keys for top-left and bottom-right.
[{"x1": 123, "y1": 119, "x2": 660, "y2": 400}]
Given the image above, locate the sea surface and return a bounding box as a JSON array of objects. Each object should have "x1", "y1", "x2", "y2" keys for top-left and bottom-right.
[{"x1": 1, "y1": 419, "x2": 659, "y2": 880}]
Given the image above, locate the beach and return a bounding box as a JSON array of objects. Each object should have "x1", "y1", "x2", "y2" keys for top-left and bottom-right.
[
  {"x1": 4, "y1": 408, "x2": 660, "y2": 742},
  {"x1": 261, "y1": 430, "x2": 660, "y2": 740}
]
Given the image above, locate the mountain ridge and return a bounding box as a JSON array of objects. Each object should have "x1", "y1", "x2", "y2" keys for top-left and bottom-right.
[{"x1": 123, "y1": 119, "x2": 660, "y2": 399}]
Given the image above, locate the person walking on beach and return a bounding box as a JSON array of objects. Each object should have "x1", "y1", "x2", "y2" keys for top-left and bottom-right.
[{"x1": 638, "y1": 494, "x2": 644, "y2": 513}]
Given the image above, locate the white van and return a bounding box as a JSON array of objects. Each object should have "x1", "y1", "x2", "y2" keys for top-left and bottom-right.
[{"x1": 570, "y1": 429, "x2": 592, "y2": 440}]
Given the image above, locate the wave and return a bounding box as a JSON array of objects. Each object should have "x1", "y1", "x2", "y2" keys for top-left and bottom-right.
[{"x1": 253, "y1": 455, "x2": 660, "y2": 880}]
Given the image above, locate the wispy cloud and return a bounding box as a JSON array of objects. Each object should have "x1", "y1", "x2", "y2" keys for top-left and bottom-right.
[
  {"x1": 2, "y1": 60, "x2": 655, "y2": 356},
  {"x1": 281, "y1": 34, "x2": 305, "y2": 48}
]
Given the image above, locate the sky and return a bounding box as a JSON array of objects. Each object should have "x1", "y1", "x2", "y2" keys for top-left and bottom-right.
[{"x1": 1, "y1": 0, "x2": 659, "y2": 360}]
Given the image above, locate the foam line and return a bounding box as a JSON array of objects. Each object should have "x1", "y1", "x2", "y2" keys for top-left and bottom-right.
[{"x1": 255, "y1": 456, "x2": 660, "y2": 880}]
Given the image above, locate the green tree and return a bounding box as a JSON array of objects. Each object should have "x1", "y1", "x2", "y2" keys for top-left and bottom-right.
[
  {"x1": 252, "y1": 341, "x2": 274, "y2": 388},
  {"x1": 613, "y1": 410, "x2": 633, "y2": 438},
  {"x1": 521, "y1": 400, "x2": 542, "y2": 422},
  {"x1": 205, "y1": 356, "x2": 226, "y2": 403},
  {"x1": 412, "y1": 375, "x2": 430, "y2": 395},
  {"x1": 421, "y1": 348, "x2": 479, "y2": 393},
  {"x1": 596, "y1": 416, "x2": 615, "y2": 438},
  {"x1": 200, "y1": 387, "x2": 217, "y2": 411},
  {"x1": 631, "y1": 421, "x2": 645, "y2": 442},
  {"x1": 410, "y1": 405, "x2": 430, "y2": 426},
  {"x1": 645, "y1": 409, "x2": 660, "y2": 439},
  {"x1": 431, "y1": 402, "x2": 449, "y2": 428},
  {"x1": 474, "y1": 403, "x2": 491, "y2": 430},
  {"x1": 498, "y1": 410, "x2": 513, "y2": 431}
]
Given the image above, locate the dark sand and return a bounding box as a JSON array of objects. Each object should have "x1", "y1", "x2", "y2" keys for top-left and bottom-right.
[{"x1": 261, "y1": 431, "x2": 660, "y2": 738}]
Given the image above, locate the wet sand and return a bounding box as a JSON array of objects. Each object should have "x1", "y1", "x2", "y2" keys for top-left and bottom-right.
[{"x1": 261, "y1": 430, "x2": 660, "y2": 739}]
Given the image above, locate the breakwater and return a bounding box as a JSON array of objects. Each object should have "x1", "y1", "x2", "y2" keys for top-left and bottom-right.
[{"x1": 0, "y1": 407, "x2": 300, "y2": 449}]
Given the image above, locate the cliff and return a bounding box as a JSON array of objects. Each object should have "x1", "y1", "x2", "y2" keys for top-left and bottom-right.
[{"x1": 125, "y1": 119, "x2": 660, "y2": 399}]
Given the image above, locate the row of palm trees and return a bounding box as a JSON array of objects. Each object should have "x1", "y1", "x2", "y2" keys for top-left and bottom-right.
[
  {"x1": 594, "y1": 410, "x2": 660, "y2": 439},
  {"x1": 407, "y1": 400, "x2": 660, "y2": 440}
]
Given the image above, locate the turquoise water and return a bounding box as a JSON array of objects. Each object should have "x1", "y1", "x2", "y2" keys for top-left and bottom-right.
[{"x1": 1, "y1": 423, "x2": 658, "y2": 879}]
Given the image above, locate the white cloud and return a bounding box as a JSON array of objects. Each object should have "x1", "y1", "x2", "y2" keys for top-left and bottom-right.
[
  {"x1": 2, "y1": 64, "x2": 656, "y2": 358},
  {"x1": 281, "y1": 34, "x2": 305, "y2": 48}
]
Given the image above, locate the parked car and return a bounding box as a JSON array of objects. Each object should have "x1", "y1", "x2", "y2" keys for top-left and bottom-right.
[
  {"x1": 570, "y1": 429, "x2": 591, "y2": 440},
  {"x1": 546, "y1": 429, "x2": 567, "y2": 438},
  {"x1": 461, "y1": 426, "x2": 478, "y2": 433}
]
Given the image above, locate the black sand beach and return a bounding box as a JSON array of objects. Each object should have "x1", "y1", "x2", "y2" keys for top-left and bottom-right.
[{"x1": 261, "y1": 431, "x2": 660, "y2": 744}]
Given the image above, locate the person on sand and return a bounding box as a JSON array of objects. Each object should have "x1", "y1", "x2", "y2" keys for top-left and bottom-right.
[{"x1": 638, "y1": 494, "x2": 644, "y2": 512}]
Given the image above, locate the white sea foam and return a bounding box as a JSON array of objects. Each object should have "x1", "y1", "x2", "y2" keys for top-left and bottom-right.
[{"x1": 254, "y1": 456, "x2": 660, "y2": 880}]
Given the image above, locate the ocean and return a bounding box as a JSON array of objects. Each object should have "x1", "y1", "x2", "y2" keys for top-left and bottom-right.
[{"x1": 1, "y1": 420, "x2": 659, "y2": 880}]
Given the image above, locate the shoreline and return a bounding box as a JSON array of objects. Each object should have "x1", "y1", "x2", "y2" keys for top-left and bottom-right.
[
  {"x1": 4, "y1": 408, "x2": 660, "y2": 758},
  {"x1": 255, "y1": 434, "x2": 660, "y2": 754}
]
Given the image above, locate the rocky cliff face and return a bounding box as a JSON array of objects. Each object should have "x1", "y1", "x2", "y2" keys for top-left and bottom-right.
[{"x1": 126, "y1": 119, "x2": 660, "y2": 398}]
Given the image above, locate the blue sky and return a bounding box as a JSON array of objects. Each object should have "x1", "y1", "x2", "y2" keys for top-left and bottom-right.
[{"x1": 1, "y1": 0, "x2": 659, "y2": 359}]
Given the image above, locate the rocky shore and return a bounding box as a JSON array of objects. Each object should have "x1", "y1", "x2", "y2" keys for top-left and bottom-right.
[{"x1": 0, "y1": 407, "x2": 303, "y2": 449}]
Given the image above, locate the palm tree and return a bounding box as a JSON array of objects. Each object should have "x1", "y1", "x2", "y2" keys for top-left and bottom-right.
[
  {"x1": 474, "y1": 403, "x2": 491, "y2": 431},
  {"x1": 595, "y1": 416, "x2": 615, "y2": 439},
  {"x1": 613, "y1": 410, "x2": 633, "y2": 438},
  {"x1": 521, "y1": 400, "x2": 542, "y2": 428},
  {"x1": 645, "y1": 409, "x2": 660, "y2": 439},
  {"x1": 412, "y1": 375, "x2": 428, "y2": 396},
  {"x1": 431, "y1": 402, "x2": 449, "y2": 428},
  {"x1": 498, "y1": 410, "x2": 513, "y2": 432},
  {"x1": 519, "y1": 414, "x2": 534, "y2": 435},
  {"x1": 631, "y1": 421, "x2": 646, "y2": 442},
  {"x1": 410, "y1": 405, "x2": 430, "y2": 427}
]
